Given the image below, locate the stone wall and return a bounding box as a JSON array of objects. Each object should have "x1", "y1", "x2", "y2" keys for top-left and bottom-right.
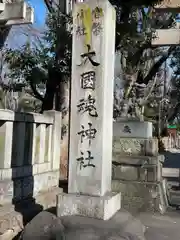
[
  {"x1": 112, "y1": 127, "x2": 168, "y2": 214},
  {"x1": 0, "y1": 110, "x2": 62, "y2": 205}
]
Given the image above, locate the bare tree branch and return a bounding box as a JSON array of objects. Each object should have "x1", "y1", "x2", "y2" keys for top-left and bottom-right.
[
  {"x1": 142, "y1": 46, "x2": 176, "y2": 85},
  {"x1": 29, "y1": 81, "x2": 44, "y2": 102},
  {"x1": 44, "y1": 0, "x2": 54, "y2": 13}
]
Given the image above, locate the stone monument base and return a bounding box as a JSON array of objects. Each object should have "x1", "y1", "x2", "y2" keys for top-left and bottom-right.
[
  {"x1": 113, "y1": 120, "x2": 152, "y2": 138},
  {"x1": 57, "y1": 192, "x2": 121, "y2": 220},
  {"x1": 112, "y1": 179, "x2": 168, "y2": 214}
]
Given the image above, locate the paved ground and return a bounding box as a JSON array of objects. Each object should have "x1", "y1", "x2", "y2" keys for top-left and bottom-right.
[
  {"x1": 133, "y1": 150, "x2": 180, "y2": 239},
  {"x1": 137, "y1": 209, "x2": 180, "y2": 240},
  {"x1": 5, "y1": 208, "x2": 180, "y2": 239}
]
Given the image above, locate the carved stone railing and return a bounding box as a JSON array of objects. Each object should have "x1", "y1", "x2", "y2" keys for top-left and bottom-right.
[{"x1": 0, "y1": 109, "x2": 61, "y2": 205}]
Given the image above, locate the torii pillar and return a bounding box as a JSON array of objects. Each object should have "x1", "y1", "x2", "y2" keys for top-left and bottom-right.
[{"x1": 0, "y1": 0, "x2": 34, "y2": 49}]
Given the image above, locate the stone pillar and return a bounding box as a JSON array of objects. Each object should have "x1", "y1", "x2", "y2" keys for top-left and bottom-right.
[
  {"x1": 0, "y1": 110, "x2": 14, "y2": 204},
  {"x1": 112, "y1": 120, "x2": 167, "y2": 214},
  {"x1": 12, "y1": 121, "x2": 26, "y2": 167},
  {"x1": 44, "y1": 111, "x2": 62, "y2": 171},
  {"x1": 57, "y1": 0, "x2": 121, "y2": 220},
  {"x1": 0, "y1": 110, "x2": 14, "y2": 169},
  {"x1": 35, "y1": 124, "x2": 46, "y2": 164}
]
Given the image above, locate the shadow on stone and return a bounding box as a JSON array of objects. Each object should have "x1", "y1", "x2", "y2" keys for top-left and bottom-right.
[
  {"x1": 19, "y1": 211, "x2": 65, "y2": 240},
  {"x1": 11, "y1": 113, "x2": 43, "y2": 226}
]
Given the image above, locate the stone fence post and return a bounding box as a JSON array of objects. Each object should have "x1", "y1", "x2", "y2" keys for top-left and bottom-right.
[
  {"x1": 0, "y1": 110, "x2": 62, "y2": 205},
  {"x1": 44, "y1": 110, "x2": 62, "y2": 172}
]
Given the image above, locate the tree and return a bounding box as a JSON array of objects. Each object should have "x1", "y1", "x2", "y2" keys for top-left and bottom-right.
[
  {"x1": 113, "y1": 7, "x2": 176, "y2": 118},
  {"x1": 4, "y1": 0, "x2": 176, "y2": 178},
  {"x1": 168, "y1": 46, "x2": 180, "y2": 123},
  {"x1": 5, "y1": 8, "x2": 72, "y2": 113},
  {"x1": 5, "y1": 0, "x2": 176, "y2": 114}
]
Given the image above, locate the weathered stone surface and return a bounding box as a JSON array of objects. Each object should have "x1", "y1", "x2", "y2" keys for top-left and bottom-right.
[
  {"x1": 112, "y1": 165, "x2": 139, "y2": 181},
  {"x1": 68, "y1": 0, "x2": 116, "y2": 197},
  {"x1": 12, "y1": 122, "x2": 26, "y2": 167},
  {"x1": 0, "y1": 187, "x2": 62, "y2": 235},
  {"x1": 57, "y1": 192, "x2": 121, "y2": 220},
  {"x1": 112, "y1": 180, "x2": 168, "y2": 214},
  {"x1": 33, "y1": 170, "x2": 60, "y2": 197},
  {"x1": 59, "y1": 0, "x2": 120, "y2": 220},
  {"x1": 0, "y1": 120, "x2": 13, "y2": 169},
  {"x1": 44, "y1": 111, "x2": 62, "y2": 171},
  {"x1": 20, "y1": 211, "x2": 65, "y2": 240},
  {"x1": 60, "y1": 210, "x2": 145, "y2": 240},
  {"x1": 112, "y1": 155, "x2": 164, "y2": 166},
  {"x1": 0, "y1": 170, "x2": 59, "y2": 205},
  {"x1": 113, "y1": 137, "x2": 158, "y2": 157},
  {"x1": 112, "y1": 163, "x2": 162, "y2": 182},
  {"x1": 0, "y1": 180, "x2": 13, "y2": 205},
  {"x1": 17, "y1": 210, "x2": 146, "y2": 240},
  {"x1": 138, "y1": 211, "x2": 180, "y2": 240},
  {"x1": 0, "y1": 2, "x2": 27, "y2": 21},
  {"x1": 113, "y1": 120, "x2": 152, "y2": 138},
  {"x1": 6, "y1": 4, "x2": 34, "y2": 26}
]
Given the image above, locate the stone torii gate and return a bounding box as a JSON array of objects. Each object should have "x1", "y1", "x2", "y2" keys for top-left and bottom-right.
[
  {"x1": 0, "y1": 0, "x2": 34, "y2": 48},
  {"x1": 152, "y1": 0, "x2": 180, "y2": 46}
]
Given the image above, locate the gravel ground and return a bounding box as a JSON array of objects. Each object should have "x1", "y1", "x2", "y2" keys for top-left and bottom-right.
[{"x1": 137, "y1": 209, "x2": 180, "y2": 240}]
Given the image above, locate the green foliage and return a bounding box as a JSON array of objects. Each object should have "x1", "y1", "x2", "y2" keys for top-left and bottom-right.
[
  {"x1": 5, "y1": 9, "x2": 72, "y2": 104},
  {"x1": 5, "y1": 0, "x2": 174, "y2": 112}
]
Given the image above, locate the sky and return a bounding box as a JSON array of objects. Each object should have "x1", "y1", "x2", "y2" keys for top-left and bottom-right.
[
  {"x1": 5, "y1": 0, "x2": 47, "y2": 49},
  {"x1": 27, "y1": 0, "x2": 46, "y2": 26}
]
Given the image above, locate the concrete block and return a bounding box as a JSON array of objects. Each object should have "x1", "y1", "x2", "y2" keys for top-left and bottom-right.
[
  {"x1": 44, "y1": 111, "x2": 61, "y2": 171},
  {"x1": 11, "y1": 122, "x2": 26, "y2": 167},
  {"x1": 146, "y1": 163, "x2": 162, "y2": 182},
  {"x1": 113, "y1": 120, "x2": 152, "y2": 138},
  {"x1": 33, "y1": 170, "x2": 59, "y2": 196},
  {"x1": 6, "y1": 4, "x2": 34, "y2": 26},
  {"x1": 112, "y1": 162, "x2": 162, "y2": 182},
  {"x1": 113, "y1": 137, "x2": 158, "y2": 157},
  {"x1": 24, "y1": 122, "x2": 36, "y2": 165},
  {"x1": 0, "y1": 120, "x2": 13, "y2": 169},
  {"x1": 0, "y1": 2, "x2": 26, "y2": 21},
  {"x1": 0, "y1": 169, "x2": 60, "y2": 205},
  {"x1": 112, "y1": 180, "x2": 168, "y2": 214},
  {"x1": 25, "y1": 112, "x2": 53, "y2": 124},
  {"x1": 112, "y1": 165, "x2": 139, "y2": 181},
  {"x1": 34, "y1": 124, "x2": 46, "y2": 164},
  {"x1": 44, "y1": 125, "x2": 53, "y2": 163},
  {"x1": 57, "y1": 192, "x2": 121, "y2": 220},
  {"x1": 112, "y1": 154, "x2": 164, "y2": 166},
  {"x1": 0, "y1": 180, "x2": 14, "y2": 205},
  {"x1": 0, "y1": 110, "x2": 14, "y2": 121},
  {"x1": 0, "y1": 168, "x2": 12, "y2": 180},
  {"x1": 37, "y1": 162, "x2": 51, "y2": 174}
]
